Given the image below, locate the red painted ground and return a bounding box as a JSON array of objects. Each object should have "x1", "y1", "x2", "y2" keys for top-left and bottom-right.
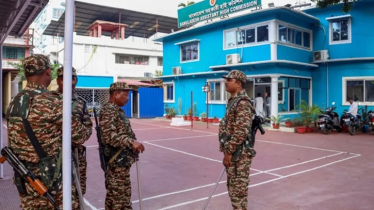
[{"x1": 1, "y1": 118, "x2": 374, "y2": 210}]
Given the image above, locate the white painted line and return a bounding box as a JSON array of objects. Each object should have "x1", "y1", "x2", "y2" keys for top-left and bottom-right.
[
  {"x1": 132, "y1": 121, "x2": 216, "y2": 135},
  {"x1": 3, "y1": 124, "x2": 7, "y2": 129},
  {"x1": 85, "y1": 145, "x2": 98, "y2": 148},
  {"x1": 144, "y1": 134, "x2": 216, "y2": 143},
  {"x1": 131, "y1": 171, "x2": 264, "y2": 204},
  {"x1": 84, "y1": 198, "x2": 98, "y2": 210},
  {"x1": 256, "y1": 139, "x2": 359, "y2": 155},
  {"x1": 265, "y1": 152, "x2": 343, "y2": 173},
  {"x1": 156, "y1": 154, "x2": 361, "y2": 210},
  {"x1": 133, "y1": 127, "x2": 167, "y2": 131},
  {"x1": 144, "y1": 142, "x2": 221, "y2": 163},
  {"x1": 144, "y1": 142, "x2": 279, "y2": 176}
]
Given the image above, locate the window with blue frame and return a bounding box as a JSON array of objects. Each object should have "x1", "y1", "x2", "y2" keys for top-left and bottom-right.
[
  {"x1": 327, "y1": 16, "x2": 351, "y2": 44},
  {"x1": 163, "y1": 82, "x2": 174, "y2": 102},
  {"x1": 210, "y1": 81, "x2": 222, "y2": 101},
  {"x1": 278, "y1": 24, "x2": 311, "y2": 50},
  {"x1": 181, "y1": 42, "x2": 199, "y2": 62},
  {"x1": 278, "y1": 77, "x2": 310, "y2": 112},
  {"x1": 224, "y1": 23, "x2": 269, "y2": 49}
]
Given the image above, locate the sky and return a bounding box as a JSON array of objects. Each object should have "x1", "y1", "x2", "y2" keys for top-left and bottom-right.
[{"x1": 77, "y1": 0, "x2": 314, "y2": 18}]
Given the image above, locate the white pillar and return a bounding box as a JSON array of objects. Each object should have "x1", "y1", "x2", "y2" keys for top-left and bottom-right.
[
  {"x1": 271, "y1": 75, "x2": 279, "y2": 118},
  {"x1": 0, "y1": 44, "x2": 3, "y2": 179},
  {"x1": 269, "y1": 21, "x2": 277, "y2": 61},
  {"x1": 63, "y1": 0, "x2": 74, "y2": 208}
]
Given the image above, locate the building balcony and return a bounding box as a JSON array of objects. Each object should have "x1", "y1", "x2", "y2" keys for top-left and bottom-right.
[
  {"x1": 2, "y1": 59, "x2": 20, "y2": 69},
  {"x1": 3, "y1": 37, "x2": 28, "y2": 46},
  {"x1": 114, "y1": 63, "x2": 162, "y2": 78}
]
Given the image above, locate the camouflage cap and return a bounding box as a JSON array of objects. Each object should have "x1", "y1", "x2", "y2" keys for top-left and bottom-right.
[
  {"x1": 23, "y1": 54, "x2": 51, "y2": 73},
  {"x1": 110, "y1": 82, "x2": 132, "y2": 92},
  {"x1": 222, "y1": 70, "x2": 247, "y2": 83},
  {"x1": 57, "y1": 66, "x2": 77, "y2": 77}
]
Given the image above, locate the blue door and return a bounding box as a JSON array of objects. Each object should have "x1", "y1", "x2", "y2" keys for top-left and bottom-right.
[
  {"x1": 138, "y1": 87, "x2": 163, "y2": 118},
  {"x1": 121, "y1": 91, "x2": 132, "y2": 118}
]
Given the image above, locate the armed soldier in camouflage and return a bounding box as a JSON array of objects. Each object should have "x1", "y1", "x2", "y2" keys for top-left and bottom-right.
[
  {"x1": 219, "y1": 70, "x2": 256, "y2": 210},
  {"x1": 99, "y1": 82, "x2": 145, "y2": 210},
  {"x1": 53, "y1": 67, "x2": 92, "y2": 195},
  {"x1": 6, "y1": 55, "x2": 90, "y2": 209}
]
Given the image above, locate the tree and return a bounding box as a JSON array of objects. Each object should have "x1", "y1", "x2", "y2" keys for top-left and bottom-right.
[
  {"x1": 311, "y1": 0, "x2": 360, "y2": 12},
  {"x1": 9, "y1": 58, "x2": 60, "y2": 81},
  {"x1": 154, "y1": 70, "x2": 163, "y2": 77},
  {"x1": 178, "y1": 1, "x2": 195, "y2": 7}
]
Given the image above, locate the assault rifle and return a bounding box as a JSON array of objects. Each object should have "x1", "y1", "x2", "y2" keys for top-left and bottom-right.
[
  {"x1": 0, "y1": 147, "x2": 61, "y2": 210},
  {"x1": 93, "y1": 108, "x2": 107, "y2": 185}
]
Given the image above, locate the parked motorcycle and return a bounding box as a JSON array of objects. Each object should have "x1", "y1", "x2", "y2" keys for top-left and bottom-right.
[
  {"x1": 317, "y1": 102, "x2": 342, "y2": 134},
  {"x1": 341, "y1": 108, "x2": 364, "y2": 135}
]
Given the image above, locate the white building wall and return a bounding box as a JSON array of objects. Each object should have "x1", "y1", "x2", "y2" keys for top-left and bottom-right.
[{"x1": 54, "y1": 33, "x2": 164, "y2": 78}]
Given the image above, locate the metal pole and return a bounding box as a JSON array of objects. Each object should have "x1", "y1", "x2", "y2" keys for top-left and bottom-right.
[
  {"x1": 63, "y1": 0, "x2": 74, "y2": 209},
  {"x1": 0, "y1": 43, "x2": 3, "y2": 179},
  {"x1": 202, "y1": 167, "x2": 225, "y2": 210},
  {"x1": 136, "y1": 160, "x2": 143, "y2": 210}
]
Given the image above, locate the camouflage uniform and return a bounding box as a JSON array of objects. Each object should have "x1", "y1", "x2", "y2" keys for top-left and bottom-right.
[
  {"x1": 219, "y1": 70, "x2": 255, "y2": 210},
  {"x1": 6, "y1": 55, "x2": 90, "y2": 210},
  {"x1": 99, "y1": 82, "x2": 137, "y2": 210},
  {"x1": 53, "y1": 67, "x2": 93, "y2": 195}
]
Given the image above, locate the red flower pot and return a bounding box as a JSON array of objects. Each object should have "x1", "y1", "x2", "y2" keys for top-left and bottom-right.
[
  {"x1": 183, "y1": 116, "x2": 187, "y2": 120},
  {"x1": 201, "y1": 118, "x2": 207, "y2": 122},
  {"x1": 306, "y1": 127, "x2": 313, "y2": 132},
  {"x1": 193, "y1": 116, "x2": 199, "y2": 121},
  {"x1": 208, "y1": 118, "x2": 214, "y2": 123},
  {"x1": 285, "y1": 121, "x2": 292, "y2": 127},
  {"x1": 297, "y1": 126, "x2": 306, "y2": 134},
  {"x1": 187, "y1": 116, "x2": 192, "y2": 121},
  {"x1": 272, "y1": 123, "x2": 280, "y2": 129},
  {"x1": 213, "y1": 118, "x2": 220, "y2": 123}
]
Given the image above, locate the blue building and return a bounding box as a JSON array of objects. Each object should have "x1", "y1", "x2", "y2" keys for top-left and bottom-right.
[{"x1": 155, "y1": 0, "x2": 374, "y2": 120}]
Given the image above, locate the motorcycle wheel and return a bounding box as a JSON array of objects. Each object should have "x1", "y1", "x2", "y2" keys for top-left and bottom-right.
[
  {"x1": 322, "y1": 127, "x2": 330, "y2": 135},
  {"x1": 348, "y1": 124, "x2": 356, "y2": 135}
]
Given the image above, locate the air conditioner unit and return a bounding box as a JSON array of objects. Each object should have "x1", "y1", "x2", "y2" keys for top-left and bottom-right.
[
  {"x1": 226, "y1": 53, "x2": 241, "y2": 65},
  {"x1": 144, "y1": 72, "x2": 153, "y2": 77},
  {"x1": 313, "y1": 50, "x2": 329, "y2": 62},
  {"x1": 172, "y1": 66, "x2": 182, "y2": 75}
]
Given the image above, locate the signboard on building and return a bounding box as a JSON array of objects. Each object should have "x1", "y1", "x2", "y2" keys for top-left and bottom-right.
[{"x1": 177, "y1": 0, "x2": 262, "y2": 28}]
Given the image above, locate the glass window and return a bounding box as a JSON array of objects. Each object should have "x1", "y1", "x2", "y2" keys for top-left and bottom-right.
[
  {"x1": 365, "y1": 81, "x2": 374, "y2": 102},
  {"x1": 237, "y1": 30, "x2": 245, "y2": 45},
  {"x1": 210, "y1": 82, "x2": 221, "y2": 101},
  {"x1": 303, "y1": 32, "x2": 310, "y2": 48},
  {"x1": 5, "y1": 48, "x2": 18, "y2": 59},
  {"x1": 181, "y1": 42, "x2": 199, "y2": 62},
  {"x1": 53, "y1": 9, "x2": 64, "y2": 19},
  {"x1": 164, "y1": 83, "x2": 174, "y2": 101},
  {"x1": 279, "y1": 25, "x2": 287, "y2": 42},
  {"x1": 278, "y1": 82, "x2": 283, "y2": 101},
  {"x1": 295, "y1": 30, "x2": 302, "y2": 46},
  {"x1": 115, "y1": 54, "x2": 149, "y2": 65},
  {"x1": 287, "y1": 28, "x2": 294, "y2": 43},
  {"x1": 157, "y1": 57, "x2": 163, "y2": 66},
  {"x1": 245, "y1": 28, "x2": 255, "y2": 43},
  {"x1": 257, "y1": 25, "x2": 268, "y2": 42},
  {"x1": 346, "y1": 81, "x2": 363, "y2": 102},
  {"x1": 332, "y1": 19, "x2": 349, "y2": 42},
  {"x1": 225, "y1": 30, "x2": 236, "y2": 48}
]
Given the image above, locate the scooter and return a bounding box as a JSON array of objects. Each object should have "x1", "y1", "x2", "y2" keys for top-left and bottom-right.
[
  {"x1": 340, "y1": 108, "x2": 364, "y2": 135},
  {"x1": 317, "y1": 102, "x2": 342, "y2": 134}
]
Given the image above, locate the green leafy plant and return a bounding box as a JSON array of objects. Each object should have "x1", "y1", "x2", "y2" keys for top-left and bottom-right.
[
  {"x1": 187, "y1": 108, "x2": 192, "y2": 116},
  {"x1": 167, "y1": 107, "x2": 177, "y2": 117},
  {"x1": 193, "y1": 102, "x2": 197, "y2": 117},
  {"x1": 178, "y1": 98, "x2": 182, "y2": 115},
  {"x1": 200, "y1": 112, "x2": 206, "y2": 118},
  {"x1": 268, "y1": 115, "x2": 284, "y2": 125},
  {"x1": 213, "y1": 116, "x2": 218, "y2": 119},
  {"x1": 297, "y1": 100, "x2": 313, "y2": 127}
]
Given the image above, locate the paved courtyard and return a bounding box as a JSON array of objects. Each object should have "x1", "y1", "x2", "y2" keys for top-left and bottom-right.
[{"x1": 1, "y1": 118, "x2": 374, "y2": 210}]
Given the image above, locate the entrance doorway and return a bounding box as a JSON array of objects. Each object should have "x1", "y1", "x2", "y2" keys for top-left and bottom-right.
[{"x1": 133, "y1": 91, "x2": 138, "y2": 118}]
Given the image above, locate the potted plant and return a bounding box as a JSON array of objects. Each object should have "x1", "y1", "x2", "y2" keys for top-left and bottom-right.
[
  {"x1": 192, "y1": 102, "x2": 199, "y2": 121},
  {"x1": 167, "y1": 107, "x2": 177, "y2": 119},
  {"x1": 284, "y1": 118, "x2": 292, "y2": 127},
  {"x1": 178, "y1": 98, "x2": 182, "y2": 116},
  {"x1": 208, "y1": 118, "x2": 214, "y2": 123},
  {"x1": 200, "y1": 112, "x2": 207, "y2": 122},
  {"x1": 187, "y1": 108, "x2": 192, "y2": 121},
  {"x1": 269, "y1": 115, "x2": 283, "y2": 129},
  {"x1": 183, "y1": 114, "x2": 187, "y2": 120},
  {"x1": 164, "y1": 104, "x2": 170, "y2": 119},
  {"x1": 213, "y1": 116, "x2": 220, "y2": 123},
  {"x1": 296, "y1": 100, "x2": 312, "y2": 133}
]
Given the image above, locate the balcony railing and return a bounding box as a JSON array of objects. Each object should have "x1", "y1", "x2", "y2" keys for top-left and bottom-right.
[
  {"x1": 2, "y1": 60, "x2": 20, "y2": 69},
  {"x1": 3, "y1": 37, "x2": 27, "y2": 45}
]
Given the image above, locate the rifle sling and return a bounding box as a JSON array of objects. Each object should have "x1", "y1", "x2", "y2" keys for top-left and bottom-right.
[
  {"x1": 108, "y1": 148, "x2": 124, "y2": 164},
  {"x1": 22, "y1": 118, "x2": 47, "y2": 159}
]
